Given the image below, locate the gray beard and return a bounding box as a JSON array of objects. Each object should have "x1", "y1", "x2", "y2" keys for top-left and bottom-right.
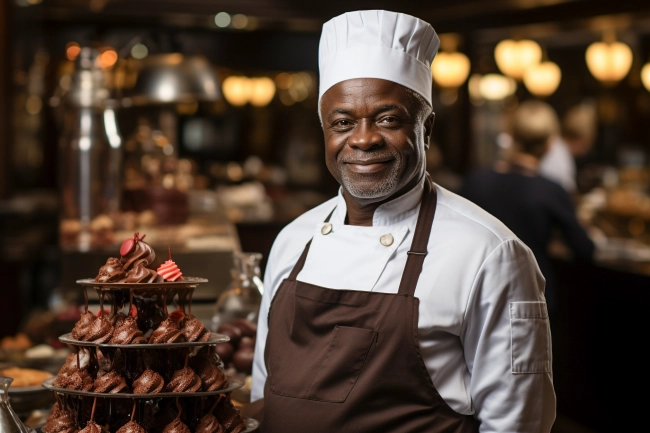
[{"x1": 338, "y1": 151, "x2": 404, "y2": 199}]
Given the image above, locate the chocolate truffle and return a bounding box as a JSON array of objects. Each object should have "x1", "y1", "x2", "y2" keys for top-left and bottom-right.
[
  {"x1": 116, "y1": 421, "x2": 146, "y2": 433},
  {"x1": 195, "y1": 413, "x2": 223, "y2": 433},
  {"x1": 95, "y1": 258, "x2": 126, "y2": 283},
  {"x1": 110, "y1": 317, "x2": 146, "y2": 344},
  {"x1": 164, "y1": 367, "x2": 201, "y2": 393},
  {"x1": 71, "y1": 312, "x2": 96, "y2": 340},
  {"x1": 93, "y1": 370, "x2": 129, "y2": 393},
  {"x1": 148, "y1": 317, "x2": 186, "y2": 344},
  {"x1": 83, "y1": 315, "x2": 114, "y2": 343},
  {"x1": 132, "y1": 368, "x2": 165, "y2": 394},
  {"x1": 44, "y1": 403, "x2": 78, "y2": 433},
  {"x1": 161, "y1": 417, "x2": 190, "y2": 433},
  {"x1": 182, "y1": 315, "x2": 210, "y2": 343}
]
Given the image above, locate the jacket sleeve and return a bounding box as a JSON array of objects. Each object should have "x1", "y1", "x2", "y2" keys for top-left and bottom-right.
[{"x1": 462, "y1": 239, "x2": 556, "y2": 433}]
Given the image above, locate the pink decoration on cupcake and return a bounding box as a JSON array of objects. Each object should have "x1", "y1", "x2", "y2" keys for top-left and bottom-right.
[{"x1": 157, "y1": 247, "x2": 184, "y2": 282}]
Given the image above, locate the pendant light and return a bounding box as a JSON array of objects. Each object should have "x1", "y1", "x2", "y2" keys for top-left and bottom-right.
[
  {"x1": 641, "y1": 63, "x2": 650, "y2": 92},
  {"x1": 431, "y1": 34, "x2": 471, "y2": 89},
  {"x1": 585, "y1": 31, "x2": 633, "y2": 85},
  {"x1": 494, "y1": 39, "x2": 542, "y2": 80},
  {"x1": 523, "y1": 61, "x2": 562, "y2": 97}
]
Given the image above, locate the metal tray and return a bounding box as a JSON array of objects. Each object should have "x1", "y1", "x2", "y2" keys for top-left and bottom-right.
[
  {"x1": 59, "y1": 332, "x2": 229, "y2": 348},
  {"x1": 76, "y1": 277, "x2": 208, "y2": 289},
  {"x1": 41, "y1": 376, "x2": 243, "y2": 398},
  {"x1": 34, "y1": 418, "x2": 259, "y2": 433}
]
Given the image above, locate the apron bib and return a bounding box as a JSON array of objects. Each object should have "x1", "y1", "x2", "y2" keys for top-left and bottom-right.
[{"x1": 262, "y1": 177, "x2": 478, "y2": 433}]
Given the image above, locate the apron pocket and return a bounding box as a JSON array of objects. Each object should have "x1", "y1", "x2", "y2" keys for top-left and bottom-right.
[
  {"x1": 510, "y1": 301, "x2": 551, "y2": 374},
  {"x1": 306, "y1": 325, "x2": 377, "y2": 403}
]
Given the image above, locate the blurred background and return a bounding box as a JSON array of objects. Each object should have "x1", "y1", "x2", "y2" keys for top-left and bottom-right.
[{"x1": 2, "y1": 1, "x2": 650, "y2": 431}]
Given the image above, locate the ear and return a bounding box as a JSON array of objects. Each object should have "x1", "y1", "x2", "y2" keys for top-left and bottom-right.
[{"x1": 424, "y1": 112, "x2": 435, "y2": 150}]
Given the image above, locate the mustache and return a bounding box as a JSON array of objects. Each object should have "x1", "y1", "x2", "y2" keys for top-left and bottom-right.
[{"x1": 338, "y1": 150, "x2": 400, "y2": 164}]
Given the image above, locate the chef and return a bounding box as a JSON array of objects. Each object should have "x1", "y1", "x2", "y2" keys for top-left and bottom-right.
[{"x1": 250, "y1": 10, "x2": 555, "y2": 433}]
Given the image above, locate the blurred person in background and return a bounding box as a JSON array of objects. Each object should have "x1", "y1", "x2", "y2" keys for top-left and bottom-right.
[
  {"x1": 461, "y1": 100, "x2": 595, "y2": 317},
  {"x1": 539, "y1": 103, "x2": 598, "y2": 194}
]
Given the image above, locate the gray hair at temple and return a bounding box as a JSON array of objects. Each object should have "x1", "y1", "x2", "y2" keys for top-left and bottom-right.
[{"x1": 511, "y1": 100, "x2": 560, "y2": 159}]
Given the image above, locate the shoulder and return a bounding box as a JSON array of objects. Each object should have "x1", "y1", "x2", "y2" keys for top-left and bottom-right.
[{"x1": 433, "y1": 184, "x2": 517, "y2": 246}]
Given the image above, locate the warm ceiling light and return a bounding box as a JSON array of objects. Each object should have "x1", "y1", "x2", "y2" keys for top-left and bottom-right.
[
  {"x1": 586, "y1": 41, "x2": 633, "y2": 84},
  {"x1": 66, "y1": 42, "x2": 81, "y2": 61},
  {"x1": 523, "y1": 61, "x2": 562, "y2": 97},
  {"x1": 479, "y1": 74, "x2": 517, "y2": 101},
  {"x1": 642, "y1": 63, "x2": 650, "y2": 92},
  {"x1": 494, "y1": 39, "x2": 542, "y2": 80},
  {"x1": 431, "y1": 52, "x2": 471, "y2": 88},
  {"x1": 98, "y1": 49, "x2": 118, "y2": 68},
  {"x1": 249, "y1": 77, "x2": 276, "y2": 107},
  {"x1": 222, "y1": 76, "x2": 251, "y2": 106}
]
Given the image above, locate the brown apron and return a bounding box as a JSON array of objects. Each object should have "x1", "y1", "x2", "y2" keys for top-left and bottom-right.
[{"x1": 262, "y1": 177, "x2": 479, "y2": 433}]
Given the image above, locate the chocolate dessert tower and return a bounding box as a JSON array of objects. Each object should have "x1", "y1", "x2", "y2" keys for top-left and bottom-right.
[{"x1": 42, "y1": 233, "x2": 253, "y2": 433}]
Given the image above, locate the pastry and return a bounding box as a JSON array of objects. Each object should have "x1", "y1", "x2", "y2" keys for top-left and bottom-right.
[
  {"x1": 182, "y1": 315, "x2": 210, "y2": 342},
  {"x1": 116, "y1": 421, "x2": 146, "y2": 433},
  {"x1": 78, "y1": 422, "x2": 106, "y2": 433},
  {"x1": 164, "y1": 367, "x2": 201, "y2": 393},
  {"x1": 161, "y1": 416, "x2": 190, "y2": 433},
  {"x1": 93, "y1": 370, "x2": 129, "y2": 393},
  {"x1": 44, "y1": 403, "x2": 78, "y2": 433},
  {"x1": 95, "y1": 258, "x2": 126, "y2": 283},
  {"x1": 125, "y1": 264, "x2": 160, "y2": 284},
  {"x1": 132, "y1": 368, "x2": 164, "y2": 394},
  {"x1": 195, "y1": 413, "x2": 223, "y2": 433},
  {"x1": 0, "y1": 367, "x2": 52, "y2": 387},
  {"x1": 120, "y1": 233, "x2": 155, "y2": 272},
  {"x1": 72, "y1": 311, "x2": 96, "y2": 340},
  {"x1": 54, "y1": 368, "x2": 93, "y2": 391},
  {"x1": 110, "y1": 317, "x2": 146, "y2": 344},
  {"x1": 148, "y1": 316, "x2": 185, "y2": 344},
  {"x1": 157, "y1": 252, "x2": 183, "y2": 282},
  {"x1": 83, "y1": 315, "x2": 114, "y2": 343},
  {"x1": 197, "y1": 360, "x2": 228, "y2": 392}
]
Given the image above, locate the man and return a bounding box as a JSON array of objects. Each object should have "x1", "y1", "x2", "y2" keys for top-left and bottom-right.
[
  {"x1": 461, "y1": 100, "x2": 594, "y2": 317},
  {"x1": 539, "y1": 103, "x2": 598, "y2": 193},
  {"x1": 251, "y1": 10, "x2": 555, "y2": 433}
]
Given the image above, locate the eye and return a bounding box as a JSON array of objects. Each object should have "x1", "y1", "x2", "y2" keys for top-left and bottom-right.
[
  {"x1": 379, "y1": 116, "x2": 400, "y2": 126},
  {"x1": 332, "y1": 119, "x2": 353, "y2": 128}
]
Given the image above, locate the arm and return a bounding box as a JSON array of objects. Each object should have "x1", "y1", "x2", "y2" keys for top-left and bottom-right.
[
  {"x1": 462, "y1": 239, "x2": 556, "y2": 433},
  {"x1": 548, "y1": 186, "x2": 594, "y2": 261}
]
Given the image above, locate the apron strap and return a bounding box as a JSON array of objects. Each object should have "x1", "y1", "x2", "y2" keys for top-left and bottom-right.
[
  {"x1": 287, "y1": 207, "x2": 336, "y2": 281},
  {"x1": 397, "y1": 175, "x2": 438, "y2": 296}
]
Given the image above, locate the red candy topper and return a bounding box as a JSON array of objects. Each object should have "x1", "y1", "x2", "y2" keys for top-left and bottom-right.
[{"x1": 120, "y1": 232, "x2": 146, "y2": 257}]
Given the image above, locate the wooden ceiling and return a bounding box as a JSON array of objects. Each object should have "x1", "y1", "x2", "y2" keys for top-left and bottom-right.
[{"x1": 29, "y1": 0, "x2": 650, "y2": 33}]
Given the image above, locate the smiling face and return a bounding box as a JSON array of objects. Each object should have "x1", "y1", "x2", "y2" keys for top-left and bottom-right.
[{"x1": 320, "y1": 78, "x2": 434, "y2": 204}]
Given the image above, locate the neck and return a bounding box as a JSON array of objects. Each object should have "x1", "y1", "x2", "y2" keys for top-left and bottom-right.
[
  {"x1": 342, "y1": 173, "x2": 424, "y2": 226},
  {"x1": 509, "y1": 152, "x2": 540, "y2": 173}
]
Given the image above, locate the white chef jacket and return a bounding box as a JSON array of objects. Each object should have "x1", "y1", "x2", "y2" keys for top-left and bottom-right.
[
  {"x1": 252, "y1": 177, "x2": 556, "y2": 433},
  {"x1": 539, "y1": 137, "x2": 577, "y2": 193}
]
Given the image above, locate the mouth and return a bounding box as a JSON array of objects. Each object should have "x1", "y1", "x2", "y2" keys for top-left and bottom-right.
[{"x1": 343, "y1": 157, "x2": 395, "y2": 174}]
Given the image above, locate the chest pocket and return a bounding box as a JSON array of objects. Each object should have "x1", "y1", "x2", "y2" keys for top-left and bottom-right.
[{"x1": 269, "y1": 325, "x2": 377, "y2": 403}]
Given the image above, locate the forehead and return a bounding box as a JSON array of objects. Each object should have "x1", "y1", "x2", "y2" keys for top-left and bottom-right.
[{"x1": 321, "y1": 78, "x2": 416, "y2": 115}]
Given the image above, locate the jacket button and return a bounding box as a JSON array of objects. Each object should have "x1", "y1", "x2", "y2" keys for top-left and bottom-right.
[
  {"x1": 380, "y1": 234, "x2": 394, "y2": 246},
  {"x1": 321, "y1": 223, "x2": 333, "y2": 235}
]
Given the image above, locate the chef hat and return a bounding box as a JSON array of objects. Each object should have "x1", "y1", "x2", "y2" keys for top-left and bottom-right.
[{"x1": 318, "y1": 10, "x2": 440, "y2": 106}]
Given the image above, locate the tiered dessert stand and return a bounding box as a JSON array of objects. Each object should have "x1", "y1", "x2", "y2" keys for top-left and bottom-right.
[{"x1": 41, "y1": 278, "x2": 258, "y2": 433}]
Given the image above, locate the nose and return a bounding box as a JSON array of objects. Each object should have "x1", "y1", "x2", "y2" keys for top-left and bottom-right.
[{"x1": 348, "y1": 120, "x2": 383, "y2": 151}]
